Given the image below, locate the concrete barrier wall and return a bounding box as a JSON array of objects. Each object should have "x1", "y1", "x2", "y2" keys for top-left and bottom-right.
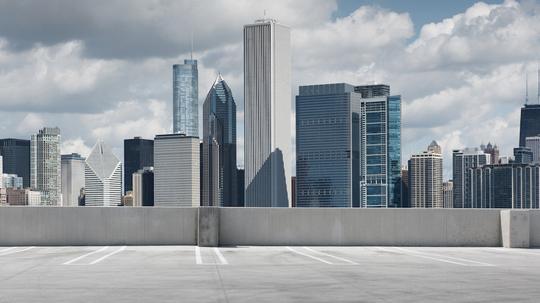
[
  {"x1": 220, "y1": 208, "x2": 502, "y2": 247},
  {"x1": 0, "y1": 207, "x2": 197, "y2": 246},
  {"x1": 529, "y1": 210, "x2": 540, "y2": 247}
]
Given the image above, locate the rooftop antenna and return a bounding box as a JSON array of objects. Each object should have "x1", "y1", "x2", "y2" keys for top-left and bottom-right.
[
  {"x1": 526, "y1": 71, "x2": 529, "y2": 105},
  {"x1": 264, "y1": 9, "x2": 267, "y2": 19},
  {"x1": 190, "y1": 30, "x2": 194, "y2": 60}
]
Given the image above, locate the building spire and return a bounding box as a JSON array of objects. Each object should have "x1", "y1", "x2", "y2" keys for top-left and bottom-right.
[
  {"x1": 190, "y1": 30, "x2": 194, "y2": 60},
  {"x1": 526, "y1": 71, "x2": 529, "y2": 105}
]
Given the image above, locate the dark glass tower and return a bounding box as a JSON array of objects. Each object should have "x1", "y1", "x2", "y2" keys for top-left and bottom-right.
[
  {"x1": 123, "y1": 137, "x2": 154, "y2": 193},
  {"x1": 201, "y1": 75, "x2": 237, "y2": 207},
  {"x1": 519, "y1": 104, "x2": 540, "y2": 147},
  {"x1": 0, "y1": 138, "x2": 31, "y2": 188}
]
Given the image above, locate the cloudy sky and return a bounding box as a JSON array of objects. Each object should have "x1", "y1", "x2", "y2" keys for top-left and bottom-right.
[{"x1": 0, "y1": 0, "x2": 539, "y2": 179}]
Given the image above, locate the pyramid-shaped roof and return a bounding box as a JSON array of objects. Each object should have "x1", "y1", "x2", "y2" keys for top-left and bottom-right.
[{"x1": 86, "y1": 140, "x2": 121, "y2": 181}]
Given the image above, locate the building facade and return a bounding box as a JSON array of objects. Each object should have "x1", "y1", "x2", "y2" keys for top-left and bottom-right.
[
  {"x1": 244, "y1": 19, "x2": 292, "y2": 207},
  {"x1": 201, "y1": 75, "x2": 238, "y2": 207},
  {"x1": 452, "y1": 148, "x2": 490, "y2": 208},
  {"x1": 401, "y1": 168, "x2": 409, "y2": 208},
  {"x1": 514, "y1": 146, "x2": 533, "y2": 164},
  {"x1": 31, "y1": 127, "x2": 61, "y2": 205},
  {"x1": 0, "y1": 138, "x2": 30, "y2": 188},
  {"x1": 408, "y1": 141, "x2": 443, "y2": 208},
  {"x1": 526, "y1": 136, "x2": 540, "y2": 163},
  {"x1": 132, "y1": 166, "x2": 154, "y2": 207},
  {"x1": 481, "y1": 143, "x2": 499, "y2": 164},
  {"x1": 173, "y1": 60, "x2": 198, "y2": 136},
  {"x1": 84, "y1": 141, "x2": 122, "y2": 206},
  {"x1": 3, "y1": 174, "x2": 23, "y2": 189},
  {"x1": 443, "y1": 181, "x2": 454, "y2": 208},
  {"x1": 154, "y1": 134, "x2": 200, "y2": 207},
  {"x1": 124, "y1": 137, "x2": 154, "y2": 193},
  {"x1": 519, "y1": 104, "x2": 540, "y2": 147},
  {"x1": 61, "y1": 153, "x2": 85, "y2": 207}
]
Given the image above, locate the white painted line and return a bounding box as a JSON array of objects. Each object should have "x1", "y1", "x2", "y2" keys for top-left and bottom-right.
[
  {"x1": 0, "y1": 246, "x2": 34, "y2": 257},
  {"x1": 286, "y1": 246, "x2": 333, "y2": 264},
  {"x1": 397, "y1": 248, "x2": 494, "y2": 266},
  {"x1": 213, "y1": 247, "x2": 228, "y2": 265},
  {"x1": 303, "y1": 247, "x2": 358, "y2": 265},
  {"x1": 195, "y1": 246, "x2": 202, "y2": 265},
  {"x1": 489, "y1": 248, "x2": 540, "y2": 257},
  {"x1": 0, "y1": 247, "x2": 17, "y2": 253},
  {"x1": 89, "y1": 246, "x2": 126, "y2": 265},
  {"x1": 63, "y1": 246, "x2": 109, "y2": 265},
  {"x1": 377, "y1": 247, "x2": 471, "y2": 266}
]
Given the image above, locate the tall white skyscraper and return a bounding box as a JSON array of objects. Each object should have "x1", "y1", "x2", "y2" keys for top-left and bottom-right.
[
  {"x1": 154, "y1": 134, "x2": 199, "y2": 207},
  {"x1": 84, "y1": 141, "x2": 122, "y2": 206},
  {"x1": 243, "y1": 19, "x2": 291, "y2": 207},
  {"x1": 526, "y1": 136, "x2": 540, "y2": 164},
  {"x1": 31, "y1": 127, "x2": 61, "y2": 205},
  {"x1": 409, "y1": 141, "x2": 443, "y2": 208},
  {"x1": 61, "y1": 153, "x2": 85, "y2": 206}
]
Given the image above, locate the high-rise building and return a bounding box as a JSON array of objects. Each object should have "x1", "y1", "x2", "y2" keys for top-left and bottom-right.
[
  {"x1": 201, "y1": 74, "x2": 237, "y2": 207},
  {"x1": 132, "y1": 167, "x2": 154, "y2": 207},
  {"x1": 408, "y1": 141, "x2": 443, "y2": 208},
  {"x1": 154, "y1": 134, "x2": 199, "y2": 207},
  {"x1": 514, "y1": 146, "x2": 533, "y2": 164},
  {"x1": 356, "y1": 85, "x2": 401, "y2": 208},
  {"x1": 0, "y1": 139, "x2": 30, "y2": 188},
  {"x1": 3, "y1": 174, "x2": 23, "y2": 189},
  {"x1": 291, "y1": 176, "x2": 296, "y2": 208},
  {"x1": 443, "y1": 181, "x2": 453, "y2": 208},
  {"x1": 124, "y1": 137, "x2": 154, "y2": 193},
  {"x1": 519, "y1": 104, "x2": 540, "y2": 147},
  {"x1": 525, "y1": 136, "x2": 540, "y2": 163},
  {"x1": 244, "y1": 19, "x2": 291, "y2": 208},
  {"x1": 237, "y1": 168, "x2": 244, "y2": 207},
  {"x1": 481, "y1": 143, "x2": 499, "y2": 164},
  {"x1": 173, "y1": 60, "x2": 198, "y2": 136},
  {"x1": 295, "y1": 83, "x2": 361, "y2": 207},
  {"x1": 6, "y1": 188, "x2": 41, "y2": 206},
  {"x1": 61, "y1": 153, "x2": 85, "y2": 207},
  {"x1": 452, "y1": 148, "x2": 490, "y2": 208},
  {"x1": 470, "y1": 163, "x2": 540, "y2": 208},
  {"x1": 84, "y1": 141, "x2": 122, "y2": 206},
  {"x1": 401, "y1": 167, "x2": 410, "y2": 208},
  {"x1": 31, "y1": 127, "x2": 61, "y2": 205}
]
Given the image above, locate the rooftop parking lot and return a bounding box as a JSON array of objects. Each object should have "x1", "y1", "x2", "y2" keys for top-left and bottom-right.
[{"x1": 1, "y1": 246, "x2": 539, "y2": 302}]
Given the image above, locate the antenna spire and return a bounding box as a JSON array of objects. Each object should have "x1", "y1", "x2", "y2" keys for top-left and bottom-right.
[
  {"x1": 190, "y1": 30, "x2": 193, "y2": 60},
  {"x1": 526, "y1": 71, "x2": 529, "y2": 105}
]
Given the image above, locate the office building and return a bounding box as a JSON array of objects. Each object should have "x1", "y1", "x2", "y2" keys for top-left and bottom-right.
[
  {"x1": 244, "y1": 19, "x2": 291, "y2": 207},
  {"x1": 173, "y1": 59, "x2": 198, "y2": 136},
  {"x1": 443, "y1": 181, "x2": 453, "y2": 208},
  {"x1": 295, "y1": 83, "x2": 361, "y2": 207},
  {"x1": 514, "y1": 146, "x2": 533, "y2": 164},
  {"x1": 356, "y1": 84, "x2": 401, "y2": 208},
  {"x1": 481, "y1": 142, "x2": 499, "y2": 164},
  {"x1": 6, "y1": 188, "x2": 41, "y2": 206},
  {"x1": 3, "y1": 174, "x2": 23, "y2": 189},
  {"x1": 408, "y1": 141, "x2": 443, "y2": 208},
  {"x1": 401, "y1": 168, "x2": 410, "y2": 208},
  {"x1": 201, "y1": 74, "x2": 238, "y2": 207},
  {"x1": 154, "y1": 134, "x2": 199, "y2": 207},
  {"x1": 237, "y1": 168, "x2": 244, "y2": 207},
  {"x1": 291, "y1": 176, "x2": 296, "y2": 207},
  {"x1": 519, "y1": 104, "x2": 540, "y2": 147},
  {"x1": 122, "y1": 191, "x2": 134, "y2": 206},
  {"x1": 0, "y1": 138, "x2": 30, "y2": 188},
  {"x1": 61, "y1": 153, "x2": 85, "y2": 207},
  {"x1": 452, "y1": 148, "x2": 490, "y2": 208},
  {"x1": 31, "y1": 127, "x2": 61, "y2": 205},
  {"x1": 84, "y1": 141, "x2": 122, "y2": 206},
  {"x1": 124, "y1": 137, "x2": 154, "y2": 193},
  {"x1": 526, "y1": 135, "x2": 540, "y2": 163},
  {"x1": 470, "y1": 163, "x2": 540, "y2": 208},
  {"x1": 132, "y1": 167, "x2": 154, "y2": 207}
]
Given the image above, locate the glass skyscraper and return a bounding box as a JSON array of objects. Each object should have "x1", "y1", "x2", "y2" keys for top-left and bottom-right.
[
  {"x1": 124, "y1": 137, "x2": 154, "y2": 194},
  {"x1": 201, "y1": 74, "x2": 238, "y2": 207},
  {"x1": 0, "y1": 138, "x2": 30, "y2": 188},
  {"x1": 452, "y1": 148, "x2": 490, "y2": 208},
  {"x1": 173, "y1": 59, "x2": 198, "y2": 136},
  {"x1": 519, "y1": 104, "x2": 540, "y2": 147}
]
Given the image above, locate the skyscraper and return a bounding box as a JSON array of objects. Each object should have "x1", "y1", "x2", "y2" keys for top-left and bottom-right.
[
  {"x1": 519, "y1": 104, "x2": 540, "y2": 147},
  {"x1": 0, "y1": 138, "x2": 31, "y2": 188},
  {"x1": 154, "y1": 134, "x2": 199, "y2": 207},
  {"x1": 443, "y1": 181, "x2": 453, "y2": 208},
  {"x1": 526, "y1": 135, "x2": 540, "y2": 163},
  {"x1": 173, "y1": 60, "x2": 198, "y2": 136},
  {"x1": 61, "y1": 153, "x2": 85, "y2": 207},
  {"x1": 401, "y1": 167, "x2": 410, "y2": 208},
  {"x1": 132, "y1": 166, "x2": 154, "y2": 207},
  {"x1": 124, "y1": 137, "x2": 154, "y2": 193},
  {"x1": 244, "y1": 19, "x2": 291, "y2": 207},
  {"x1": 201, "y1": 74, "x2": 237, "y2": 207},
  {"x1": 452, "y1": 148, "x2": 490, "y2": 208},
  {"x1": 31, "y1": 127, "x2": 61, "y2": 205},
  {"x1": 481, "y1": 142, "x2": 499, "y2": 164},
  {"x1": 84, "y1": 141, "x2": 122, "y2": 206},
  {"x1": 295, "y1": 83, "x2": 361, "y2": 207},
  {"x1": 514, "y1": 146, "x2": 533, "y2": 164},
  {"x1": 408, "y1": 141, "x2": 443, "y2": 208},
  {"x1": 356, "y1": 85, "x2": 401, "y2": 208}
]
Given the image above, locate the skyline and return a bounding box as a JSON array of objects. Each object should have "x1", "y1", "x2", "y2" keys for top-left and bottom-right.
[{"x1": 0, "y1": 1, "x2": 539, "y2": 180}]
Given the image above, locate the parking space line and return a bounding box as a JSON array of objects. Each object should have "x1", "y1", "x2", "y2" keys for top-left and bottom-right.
[
  {"x1": 0, "y1": 246, "x2": 34, "y2": 257},
  {"x1": 303, "y1": 247, "x2": 358, "y2": 265},
  {"x1": 377, "y1": 247, "x2": 471, "y2": 266},
  {"x1": 89, "y1": 246, "x2": 126, "y2": 265},
  {"x1": 286, "y1": 246, "x2": 333, "y2": 264},
  {"x1": 195, "y1": 246, "x2": 202, "y2": 264},
  {"x1": 213, "y1": 247, "x2": 228, "y2": 265},
  {"x1": 63, "y1": 246, "x2": 109, "y2": 265},
  {"x1": 395, "y1": 247, "x2": 494, "y2": 266}
]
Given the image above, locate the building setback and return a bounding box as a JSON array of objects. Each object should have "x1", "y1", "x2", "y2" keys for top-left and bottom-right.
[
  {"x1": 154, "y1": 134, "x2": 199, "y2": 207},
  {"x1": 124, "y1": 137, "x2": 154, "y2": 193},
  {"x1": 84, "y1": 141, "x2": 122, "y2": 206},
  {"x1": 173, "y1": 60, "x2": 198, "y2": 136},
  {"x1": 0, "y1": 139, "x2": 30, "y2": 188},
  {"x1": 408, "y1": 141, "x2": 443, "y2": 208},
  {"x1": 244, "y1": 19, "x2": 291, "y2": 207},
  {"x1": 452, "y1": 148, "x2": 490, "y2": 208},
  {"x1": 201, "y1": 75, "x2": 237, "y2": 207},
  {"x1": 31, "y1": 127, "x2": 61, "y2": 205},
  {"x1": 61, "y1": 153, "x2": 85, "y2": 207}
]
